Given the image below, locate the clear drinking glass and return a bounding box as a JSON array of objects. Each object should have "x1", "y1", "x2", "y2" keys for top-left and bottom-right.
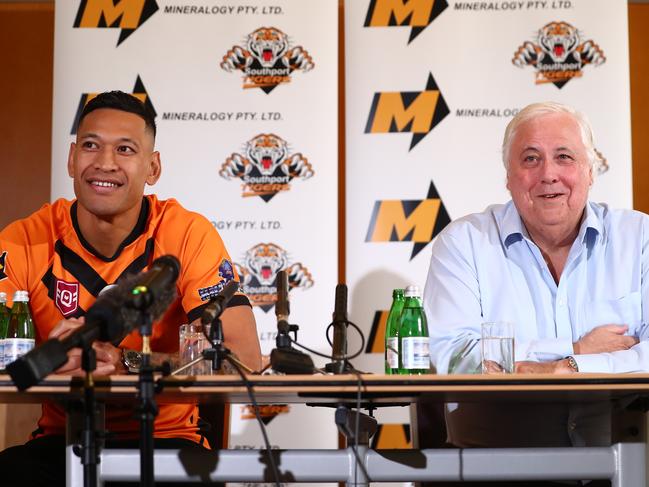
[
  {"x1": 481, "y1": 321, "x2": 515, "y2": 374},
  {"x1": 179, "y1": 323, "x2": 212, "y2": 375}
]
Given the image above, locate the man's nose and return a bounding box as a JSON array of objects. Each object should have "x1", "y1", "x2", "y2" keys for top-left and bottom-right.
[
  {"x1": 539, "y1": 160, "x2": 559, "y2": 183},
  {"x1": 95, "y1": 147, "x2": 118, "y2": 170}
]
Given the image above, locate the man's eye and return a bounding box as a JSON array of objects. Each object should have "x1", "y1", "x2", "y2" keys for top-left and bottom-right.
[
  {"x1": 117, "y1": 146, "x2": 135, "y2": 154},
  {"x1": 558, "y1": 153, "x2": 574, "y2": 161},
  {"x1": 82, "y1": 141, "x2": 98, "y2": 149},
  {"x1": 522, "y1": 155, "x2": 538, "y2": 164}
]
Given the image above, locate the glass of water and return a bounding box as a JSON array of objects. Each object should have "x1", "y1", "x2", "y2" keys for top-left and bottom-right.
[
  {"x1": 179, "y1": 323, "x2": 213, "y2": 375},
  {"x1": 481, "y1": 321, "x2": 514, "y2": 374}
]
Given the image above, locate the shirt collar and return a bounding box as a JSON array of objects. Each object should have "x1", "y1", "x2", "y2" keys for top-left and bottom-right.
[{"x1": 498, "y1": 200, "x2": 602, "y2": 248}]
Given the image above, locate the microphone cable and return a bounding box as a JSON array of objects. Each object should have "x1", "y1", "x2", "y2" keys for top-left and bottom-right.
[{"x1": 226, "y1": 357, "x2": 282, "y2": 487}]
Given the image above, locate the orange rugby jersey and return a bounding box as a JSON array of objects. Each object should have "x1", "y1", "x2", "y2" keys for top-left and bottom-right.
[{"x1": 0, "y1": 195, "x2": 248, "y2": 443}]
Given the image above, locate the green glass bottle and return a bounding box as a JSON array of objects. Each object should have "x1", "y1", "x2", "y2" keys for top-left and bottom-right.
[
  {"x1": 0, "y1": 292, "x2": 10, "y2": 371},
  {"x1": 398, "y1": 285, "x2": 430, "y2": 375},
  {"x1": 384, "y1": 288, "x2": 404, "y2": 375},
  {"x1": 4, "y1": 290, "x2": 35, "y2": 366}
]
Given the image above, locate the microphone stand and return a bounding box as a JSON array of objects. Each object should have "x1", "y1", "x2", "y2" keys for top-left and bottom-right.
[{"x1": 77, "y1": 342, "x2": 102, "y2": 487}]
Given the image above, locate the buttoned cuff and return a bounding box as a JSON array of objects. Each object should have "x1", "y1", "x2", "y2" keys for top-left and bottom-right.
[{"x1": 571, "y1": 354, "x2": 610, "y2": 373}]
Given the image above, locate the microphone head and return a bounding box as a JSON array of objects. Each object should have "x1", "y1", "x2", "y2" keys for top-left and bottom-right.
[
  {"x1": 333, "y1": 283, "x2": 348, "y2": 322},
  {"x1": 151, "y1": 254, "x2": 181, "y2": 281},
  {"x1": 275, "y1": 270, "x2": 289, "y2": 319}
]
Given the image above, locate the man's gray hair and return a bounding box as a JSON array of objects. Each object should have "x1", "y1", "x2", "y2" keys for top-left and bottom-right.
[{"x1": 502, "y1": 101, "x2": 602, "y2": 171}]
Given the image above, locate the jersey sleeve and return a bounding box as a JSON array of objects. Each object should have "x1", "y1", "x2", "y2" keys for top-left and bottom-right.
[{"x1": 173, "y1": 212, "x2": 249, "y2": 323}]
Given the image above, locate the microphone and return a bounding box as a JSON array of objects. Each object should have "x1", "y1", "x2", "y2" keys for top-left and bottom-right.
[
  {"x1": 200, "y1": 279, "x2": 240, "y2": 326},
  {"x1": 331, "y1": 284, "x2": 348, "y2": 359},
  {"x1": 326, "y1": 284, "x2": 348, "y2": 374},
  {"x1": 7, "y1": 256, "x2": 179, "y2": 391},
  {"x1": 130, "y1": 255, "x2": 180, "y2": 310},
  {"x1": 275, "y1": 270, "x2": 290, "y2": 335}
]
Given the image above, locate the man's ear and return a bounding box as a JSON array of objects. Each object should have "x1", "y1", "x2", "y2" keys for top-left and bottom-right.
[
  {"x1": 67, "y1": 142, "x2": 76, "y2": 178},
  {"x1": 146, "y1": 151, "x2": 162, "y2": 185}
]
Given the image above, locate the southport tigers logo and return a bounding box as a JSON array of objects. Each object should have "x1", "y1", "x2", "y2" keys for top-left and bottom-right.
[
  {"x1": 234, "y1": 243, "x2": 314, "y2": 312},
  {"x1": 221, "y1": 27, "x2": 314, "y2": 94},
  {"x1": 512, "y1": 21, "x2": 606, "y2": 88},
  {"x1": 71, "y1": 76, "x2": 156, "y2": 134},
  {"x1": 220, "y1": 134, "x2": 314, "y2": 202}
]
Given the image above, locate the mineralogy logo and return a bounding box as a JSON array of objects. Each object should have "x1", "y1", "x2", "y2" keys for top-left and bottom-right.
[
  {"x1": 365, "y1": 310, "x2": 389, "y2": 354},
  {"x1": 71, "y1": 76, "x2": 156, "y2": 135},
  {"x1": 365, "y1": 181, "x2": 450, "y2": 260},
  {"x1": 365, "y1": 73, "x2": 449, "y2": 151},
  {"x1": 364, "y1": 0, "x2": 448, "y2": 44},
  {"x1": 512, "y1": 21, "x2": 606, "y2": 89},
  {"x1": 371, "y1": 424, "x2": 412, "y2": 449},
  {"x1": 73, "y1": 0, "x2": 159, "y2": 46},
  {"x1": 234, "y1": 243, "x2": 314, "y2": 312},
  {"x1": 220, "y1": 134, "x2": 314, "y2": 202},
  {"x1": 221, "y1": 27, "x2": 314, "y2": 94}
]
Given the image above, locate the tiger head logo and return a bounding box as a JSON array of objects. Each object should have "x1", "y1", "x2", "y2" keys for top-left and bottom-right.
[
  {"x1": 247, "y1": 27, "x2": 289, "y2": 68},
  {"x1": 221, "y1": 27, "x2": 314, "y2": 93},
  {"x1": 245, "y1": 243, "x2": 288, "y2": 286},
  {"x1": 538, "y1": 22, "x2": 579, "y2": 63},
  {"x1": 234, "y1": 243, "x2": 314, "y2": 312},
  {"x1": 247, "y1": 134, "x2": 288, "y2": 176},
  {"x1": 512, "y1": 21, "x2": 606, "y2": 88}
]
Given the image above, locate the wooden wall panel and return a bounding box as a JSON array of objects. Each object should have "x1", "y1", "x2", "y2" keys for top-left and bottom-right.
[
  {"x1": 0, "y1": 3, "x2": 53, "y2": 230},
  {"x1": 630, "y1": 3, "x2": 649, "y2": 213}
]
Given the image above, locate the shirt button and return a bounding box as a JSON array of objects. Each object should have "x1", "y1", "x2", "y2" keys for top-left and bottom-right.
[
  {"x1": 569, "y1": 422, "x2": 577, "y2": 430},
  {"x1": 558, "y1": 299, "x2": 564, "y2": 307}
]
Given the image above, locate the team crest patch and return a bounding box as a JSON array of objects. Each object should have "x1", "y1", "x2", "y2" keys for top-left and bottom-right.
[
  {"x1": 234, "y1": 243, "x2": 314, "y2": 312},
  {"x1": 220, "y1": 27, "x2": 314, "y2": 94},
  {"x1": 512, "y1": 21, "x2": 606, "y2": 89},
  {"x1": 218, "y1": 259, "x2": 235, "y2": 281},
  {"x1": 55, "y1": 279, "x2": 79, "y2": 316},
  {"x1": 0, "y1": 251, "x2": 7, "y2": 281},
  {"x1": 219, "y1": 134, "x2": 314, "y2": 202}
]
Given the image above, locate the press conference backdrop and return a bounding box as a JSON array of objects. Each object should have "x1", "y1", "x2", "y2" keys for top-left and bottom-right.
[
  {"x1": 49, "y1": 0, "x2": 631, "y2": 468},
  {"x1": 50, "y1": 0, "x2": 340, "y2": 467},
  {"x1": 344, "y1": 0, "x2": 631, "y2": 428}
]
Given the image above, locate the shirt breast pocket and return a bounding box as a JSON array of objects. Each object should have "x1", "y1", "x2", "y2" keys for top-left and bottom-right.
[{"x1": 583, "y1": 292, "x2": 642, "y2": 336}]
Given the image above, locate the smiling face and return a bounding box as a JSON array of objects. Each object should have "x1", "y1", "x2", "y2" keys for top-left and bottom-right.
[
  {"x1": 68, "y1": 108, "x2": 161, "y2": 224},
  {"x1": 506, "y1": 112, "x2": 592, "y2": 241}
]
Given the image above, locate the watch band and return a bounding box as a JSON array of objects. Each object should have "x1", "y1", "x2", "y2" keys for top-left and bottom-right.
[{"x1": 566, "y1": 355, "x2": 579, "y2": 373}]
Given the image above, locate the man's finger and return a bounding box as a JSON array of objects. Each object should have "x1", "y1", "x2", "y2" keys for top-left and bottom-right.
[{"x1": 598, "y1": 324, "x2": 629, "y2": 334}]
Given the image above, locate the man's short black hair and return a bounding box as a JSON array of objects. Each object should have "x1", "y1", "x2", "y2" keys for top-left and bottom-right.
[{"x1": 78, "y1": 90, "x2": 157, "y2": 138}]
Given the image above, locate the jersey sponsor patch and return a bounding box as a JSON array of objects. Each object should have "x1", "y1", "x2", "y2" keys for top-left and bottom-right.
[
  {"x1": 0, "y1": 251, "x2": 7, "y2": 281},
  {"x1": 55, "y1": 279, "x2": 79, "y2": 316}
]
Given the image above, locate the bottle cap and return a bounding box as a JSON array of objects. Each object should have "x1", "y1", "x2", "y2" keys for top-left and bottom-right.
[
  {"x1": 13, "y1": 290, "x2": 29, "y2": 302},
  {"x1": 404, "y1": 285, "x2": 421, "y2": 298},
  {"x1": 0, "y1": 291, "x2": 6, "y2": 303}
]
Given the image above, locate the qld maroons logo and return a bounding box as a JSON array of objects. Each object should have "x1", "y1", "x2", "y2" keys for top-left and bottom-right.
[
  {"x1": 220, "y1": 27, "x2": 314, "y2": 94},
  {"x1": 234, "y1": 243, "x2": 314, "y2": 312},
  {"x1": 512, "y1": 21, "x2": 606, "y2": 89},
  {"x1": 219, "y1": 134, "x2": 314, "y2": 202},
  {"x1": 55, "y1": 279, "x2": 79, "y2": 317}
]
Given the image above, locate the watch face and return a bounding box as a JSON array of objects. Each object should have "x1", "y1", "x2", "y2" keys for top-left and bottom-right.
[{"x1": 124, "y1": 350, "x2": 142, "y2": 370}]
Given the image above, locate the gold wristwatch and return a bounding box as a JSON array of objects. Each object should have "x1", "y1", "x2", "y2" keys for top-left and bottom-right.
[{"x1": 566, "y1": 356, "x2": 579, "y2": 373}]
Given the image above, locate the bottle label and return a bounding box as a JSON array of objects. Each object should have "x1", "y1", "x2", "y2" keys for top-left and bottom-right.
[
  {"x1": 386, "y1": 337, "x2": 399, "y2": 368},
  {"x1": 0, "y1": 339, "x2": 4, "y2": 369},
  {"x1": 402, "y1": 337, "x2": 430, "y2": 370},
  {"x1": 4, "y1": 338, "x2": 34, "y2": 365}
]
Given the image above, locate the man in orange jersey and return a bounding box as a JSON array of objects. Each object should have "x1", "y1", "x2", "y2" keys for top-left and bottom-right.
[{"x1": 0, "y1": 91, "x2": 261, "y2": 486}]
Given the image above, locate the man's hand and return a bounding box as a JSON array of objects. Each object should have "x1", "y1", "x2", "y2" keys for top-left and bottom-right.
[
  {"x1": 48, "y1": 318, "x2": 126, "y2": 376},
  {"x1": 515, "y1": 359, "x2": 574, "y2": 374},
  {"x1": 573, "y1": 324, "x2": 638, "y2": 355}
]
